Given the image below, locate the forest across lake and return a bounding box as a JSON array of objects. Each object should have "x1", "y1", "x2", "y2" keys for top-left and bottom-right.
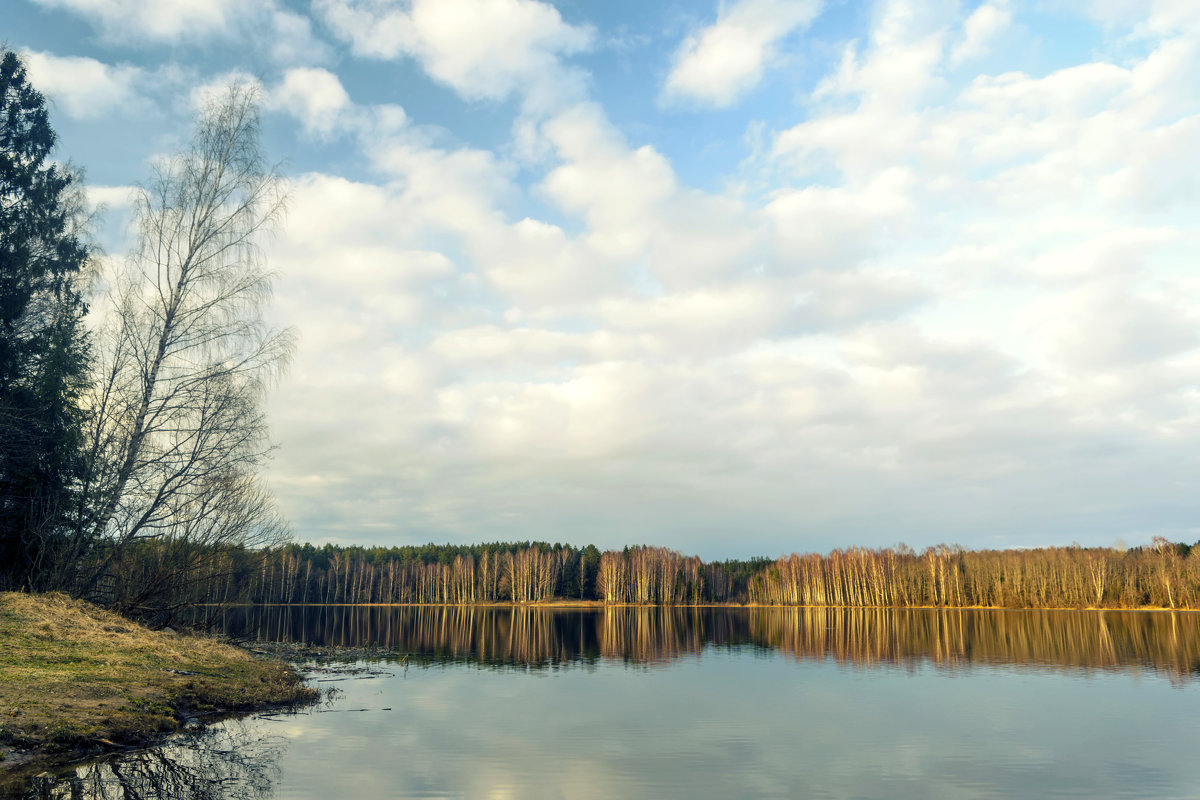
[{"x1": 112, "y1": 537, "x2": 1200, "y2": 615}]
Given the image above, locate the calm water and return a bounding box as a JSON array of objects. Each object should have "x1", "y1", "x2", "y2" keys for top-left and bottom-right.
[{"x1": 12, "y1": 606, "x2": 1200, "y2": 799}]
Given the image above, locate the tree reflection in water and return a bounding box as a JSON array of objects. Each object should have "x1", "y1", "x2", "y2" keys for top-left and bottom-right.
[
  {"x1": 13, "y1": 606, "x2": 1200, "y2": 800},
  {"x1": 198, "y1": 604, "x2": 1200, "y2": 682},
  {"x1": 21, "y1": 722, "x2": 282, "y2": 800}
]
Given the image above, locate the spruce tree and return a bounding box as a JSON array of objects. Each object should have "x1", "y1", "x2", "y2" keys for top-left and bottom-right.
[{"x1": 0, "y1": 48, "x2": 92, "y2": 590}]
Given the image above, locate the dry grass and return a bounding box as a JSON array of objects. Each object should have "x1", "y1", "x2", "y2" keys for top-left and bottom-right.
[{"x1": 0, "y1": 592, "x2": 316, "y2": 763}]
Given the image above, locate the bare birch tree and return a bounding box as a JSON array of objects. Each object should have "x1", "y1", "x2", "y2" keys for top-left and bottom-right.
[{"x1": 71, "y1": 84, "x2": 293, "y2": 615}]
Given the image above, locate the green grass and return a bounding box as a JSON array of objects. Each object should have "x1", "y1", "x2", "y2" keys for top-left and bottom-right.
[{"x1": 0, "y1": 592, "x2": 317, "y2": 763}]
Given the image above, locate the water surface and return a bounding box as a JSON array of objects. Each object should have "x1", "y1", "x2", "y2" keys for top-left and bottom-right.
[{"x1": 13, "y1": 606, "x2": 1200, "y2": 799}]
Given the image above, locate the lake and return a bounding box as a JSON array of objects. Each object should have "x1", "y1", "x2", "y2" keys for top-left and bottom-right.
[{"x1": 12, "y1": 606, "x2": 1200, "y2": 799}]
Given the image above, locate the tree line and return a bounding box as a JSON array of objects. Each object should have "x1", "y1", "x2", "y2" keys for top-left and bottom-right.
[
  {"x1": 153, "y1": 538, "x2": 1200, "y2": 611},
  {"x1": 0, "y1": 49, "x2": 290, "y2": 619},
  {"x1": 183, "y1": 541, "x2": 763, "y2": 606},
  {"x1": 746, "y1": 539, "x2": 1200, "y2": 609}
]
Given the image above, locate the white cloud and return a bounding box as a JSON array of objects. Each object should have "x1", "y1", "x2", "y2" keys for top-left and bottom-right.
[
  {"x1": 271, "y1": 68, "x2": 354, "y2": 137},
  {"x1": 30, "y1": 0, "x2": 242, "y2": 41},
  {"x1": 1081, "y1": 0, "x2": 1200, "y2": 37},
  {"x1": 766, "y1": 167, "x2": 916, "y2": 267},
  {"x1": 539, "y1": 104, "x2": 677, "y2": 260},
  {"x1": 264, "y1": 0, "x2": 1197, "y2": 546},
  {"x1": 266, "y1": 9, "x2": 333, "y2": 65},
  {"x1": 1018, "y1": 227, "x2": 1176, "y2": 284},
  {"x1": 1023, "y1": 280, "x2": 1198, "y2": 371},
  {"x1": 274, "y1": 173, "x2": 441, "y2": 267},
  {"x1": 476, "y1": 217, "x2": 619, "y2": 308},
  {"x1": 187, "y1": 71, "x2": 264, "y2": 113},
  {"x1": 40, "y1": 0, "x2": 1199, "y2": 551},
  {"x1": 530, "y1": 102, "x2": 769, "y2": 294},
  {"x1": 29, "y1": 0, "x2": 329, "y2": 64},
  {"x1": 316, "y1": 0, "x2": 592, "y2": 103},
  {"x1": 814, "y1": 34, "x2": 944, "y2": 111},
  {"x1": 21, "y1": 51, "x2": 142, "y2": 119},
  {"x1": 950, "y1": 0, "x2": 1011, "y2": 65},
  {"x1": 662, "y1": 0, "x2": 822, "y2": 108},
  {"x1": 85, "y1": 184, "x2": 136, "y2": 210},
  {"x1": 596, "y1": 284, "x2": 799, "y2": 353}
]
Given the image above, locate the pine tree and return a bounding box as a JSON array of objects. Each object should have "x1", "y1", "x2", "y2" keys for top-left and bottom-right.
[{"x1": 0, "y1": 49, "x2": 92, "y2": 590}]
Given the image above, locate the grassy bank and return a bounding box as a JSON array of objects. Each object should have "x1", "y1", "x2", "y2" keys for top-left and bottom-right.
[{"x1": 0, "y1": 592, "x2": 317, "y2": 774}]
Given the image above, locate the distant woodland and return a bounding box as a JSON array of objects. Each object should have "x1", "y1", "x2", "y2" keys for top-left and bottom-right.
[{"x1": 143, "y1": 537, "x2": 1200, "y2": 612}]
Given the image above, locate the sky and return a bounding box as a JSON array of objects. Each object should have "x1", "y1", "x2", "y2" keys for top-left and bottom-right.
[{"x1": 6, "y1": 0, "x2": 1200, "y2": 559}]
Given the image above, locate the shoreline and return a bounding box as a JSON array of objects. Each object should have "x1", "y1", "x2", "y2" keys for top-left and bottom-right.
[{"x1": 0, "y1": 593, "x2": 318, "y2": 785}]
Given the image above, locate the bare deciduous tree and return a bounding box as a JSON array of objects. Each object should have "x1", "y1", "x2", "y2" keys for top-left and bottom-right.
[{"x1": 69, "y1": 84, "x2": 293, "y2": 613}]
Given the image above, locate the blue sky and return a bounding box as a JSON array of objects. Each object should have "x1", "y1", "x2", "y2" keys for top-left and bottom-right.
[{"x1": 7, "y1": 0, "x2": 1200, "y2": 558}]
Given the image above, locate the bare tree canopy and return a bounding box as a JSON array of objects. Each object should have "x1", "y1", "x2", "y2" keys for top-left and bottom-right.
[{"x1": 68, "y1": 84, "x2": 294, "y2": 613}]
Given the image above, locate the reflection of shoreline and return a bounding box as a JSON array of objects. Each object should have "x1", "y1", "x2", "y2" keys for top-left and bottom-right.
[
  {"x1": 197, "y1": 606, "x2": 1200, "y2": 682},
  {"x1": 203, "y1": 602, "x2": 1200, "y2": 611},
  {"x1": 20, "y1": 722, "x2": 284, "y2": 800},
  {"x1": 748, "y1": 607, "x2": 1200, "y2": 676}
]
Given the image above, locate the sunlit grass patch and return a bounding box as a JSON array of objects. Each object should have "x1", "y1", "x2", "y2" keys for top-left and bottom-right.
[{"x1": 0, "y1": 592, "x2": 316, "y2": 759}]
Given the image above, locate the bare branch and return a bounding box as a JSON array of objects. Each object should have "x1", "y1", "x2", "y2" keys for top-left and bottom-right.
[{"x1": 73, "y1": 83, "x2": 294, "y2": 614}]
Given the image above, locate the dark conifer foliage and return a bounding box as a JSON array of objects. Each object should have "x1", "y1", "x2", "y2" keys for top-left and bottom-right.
[
  {"x1": 0, "y1": 63, "x2": 289, "y2": 614},
  {"x1": 0, "y1": 48, "x2": 92, "y2": 590}
]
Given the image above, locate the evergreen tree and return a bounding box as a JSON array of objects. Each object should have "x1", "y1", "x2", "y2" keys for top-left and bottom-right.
[{"x1": 0, "y1": 49, "x2": 92, "y2": 590}]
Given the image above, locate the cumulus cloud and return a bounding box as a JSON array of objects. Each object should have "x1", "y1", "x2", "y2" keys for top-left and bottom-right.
[
  {"x1": 265, "y1": 8, "x2": 333, "y2": 65},
  {"x1": 950, "y1": 0, "x2": 1011, "y2": 65},
  {"x1": 1080, "y1": 0, "x2": 1200, "y2": 37},
  {"x1": 1023, "y1": 281, "x2": 1198, "y2": 371},
  {"x1": 20, "y1": 51, "x2": 143, "y2": 119},
  {"x1": 187, "y1": 71, "x2": 264, "y2": 113},
  {"x1": 29, "y1": 0, "x2": 329, "y2": 64},
  {"x1": 31, "y1": 0, "x2": 240, "y2": 40},
  {"x1": 251, "y1": 0, "x2": 1200, "y2": 550},
  {"x1": 315, "y1": 0, "x2": 592, "y2": 103},
  {"x1": 766, "y1": 167, "x2": 916, "y2": 266},
  {"x1": 33, "y1": 0, "x2": 1199, "y2": 552},
  {"x1": 662, "y1": 0, "x2": 822, "y2": 107},
  {"x1": 85, "y1": 184, "x2": 136, "y2": 210},
  {"x1": 270, "y1": 68, "x2": 354, "y2": 137}
]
